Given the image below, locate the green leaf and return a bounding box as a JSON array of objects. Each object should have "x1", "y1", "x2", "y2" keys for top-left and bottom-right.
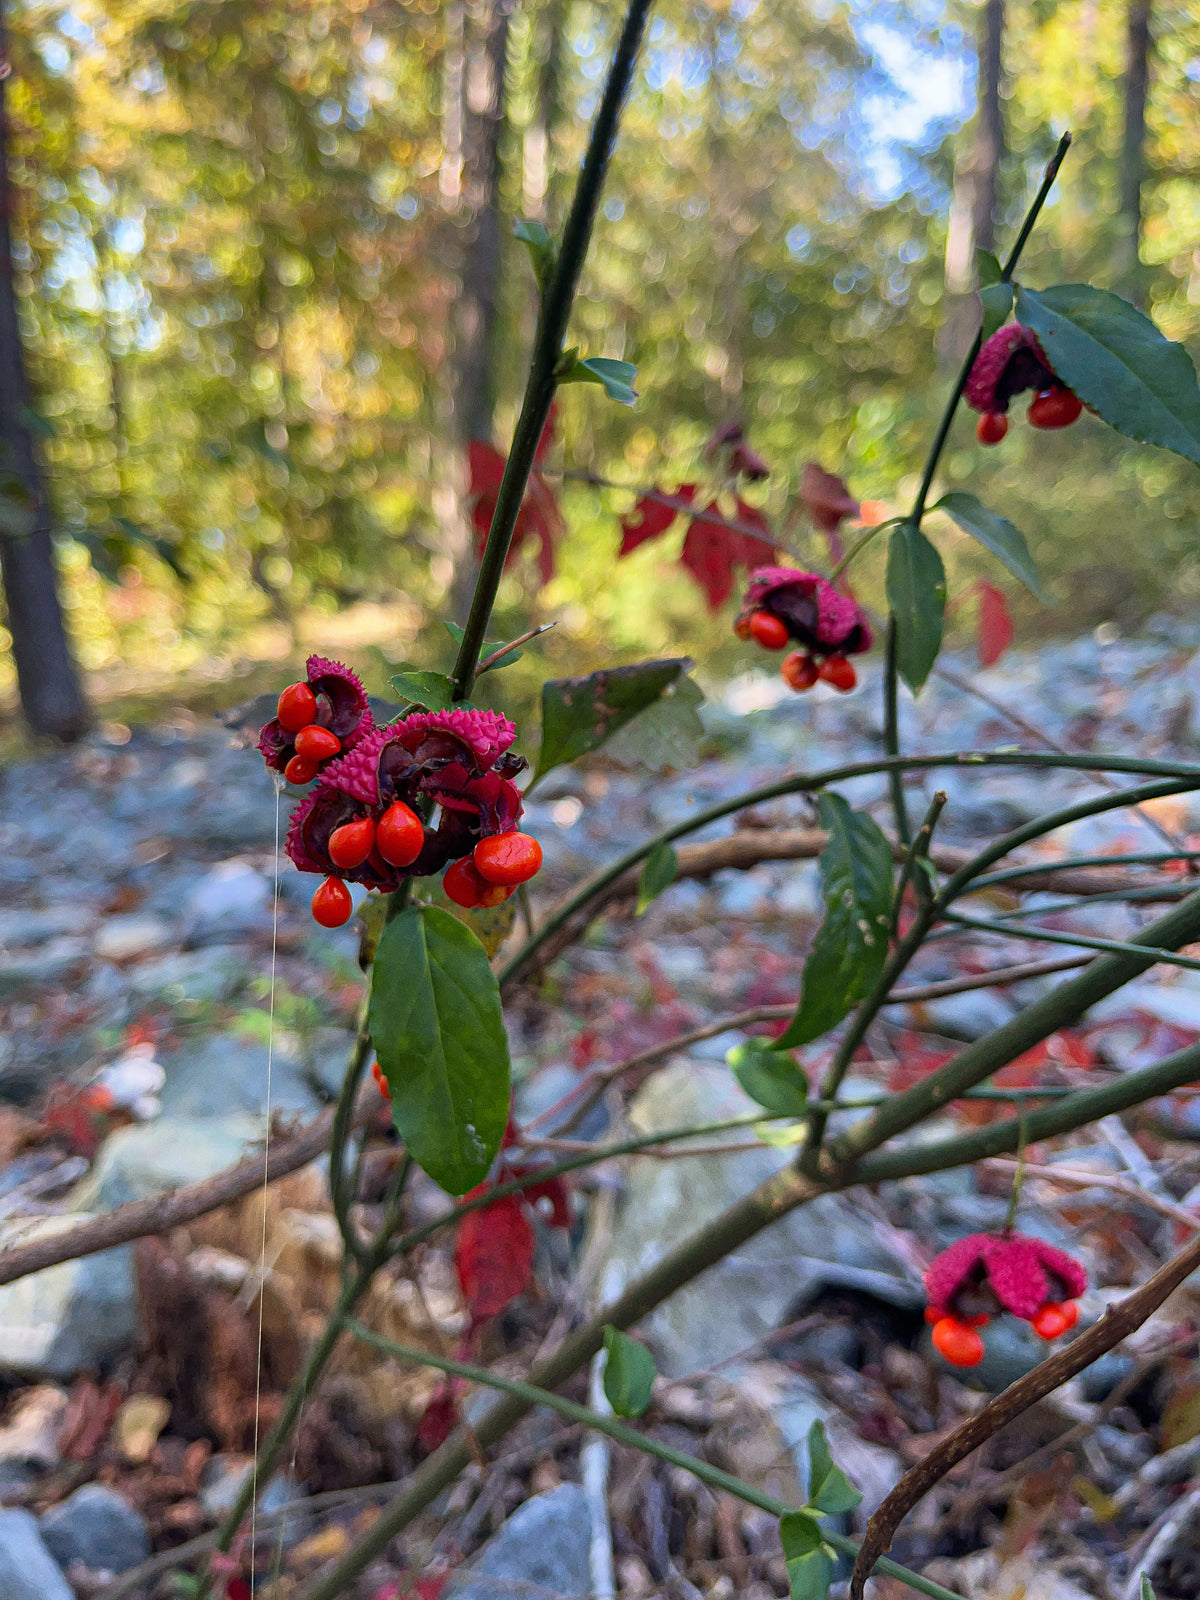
[
  {"x1": 776, "y1": 793, "x2": 894, "y2": 1051},
  {"x1": 601, "y1": 674, "x2": 705, "y2": 773},
  {"x1": 1141, "y1": 1577, "x2": 1157, "y2": 1600},
  {"x1": 979, "y1": 280, "x2": 1013, "y2": 344},
  {"x1": 1014, "y1": 282, "x2": 1200, "y2": 465},
  {"x1": 442, "y1": 621, "x2": 523, "y2": 670},
  {"x1": 935, "y1": 490, "x2": 1046, "y2": 600},
  {"x1": 728, "y1": 1038, "x2": 808, "y2": 1117},
  {"x1": 535, "y1": 658, "x2": 692, "y2": 778},
  {"x1": 976, "y1": 248, "x2": 1003, "y2": 288},
  {"x1": 514, "y1": 217, "x2": 555, "y2": 292},
  {"x1": 806, "y1": 1421, "x2": 863, "y2": 1515},
  {"x1": 780, "y1": 1514, "x2": 834, "y2": 1600},
  {"x1": 886, "y1": 522, "x2": 946, "y2": 694},
  {"x1": 390, "y1": 668, "x2": 457, "y2": 711},
  {"x1": 565, "y1": 355, "x2": 639, "y2": 406},
  {"x1": 636, "y1": 841, "x2": 678, "y2": 915},
  {"x1": 368, "y1": 906, "x2": 511, "y2": 1195},
  {"x1": 602, "y1": 1326, "x2": 657, "y2": 1417}
]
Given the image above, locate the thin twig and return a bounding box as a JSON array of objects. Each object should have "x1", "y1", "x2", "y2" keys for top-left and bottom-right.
[
  {"x1": 984, "y1": 1156, "x2": 1200, "y2": 1233},
  {"x1": 849, "y1": 1226, "x2": 1200, "y2": 1598}
]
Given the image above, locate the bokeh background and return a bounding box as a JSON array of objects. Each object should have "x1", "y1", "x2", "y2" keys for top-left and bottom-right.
[{"x1": 1, "y1": 0, "x2": 1197, "y2": 734}]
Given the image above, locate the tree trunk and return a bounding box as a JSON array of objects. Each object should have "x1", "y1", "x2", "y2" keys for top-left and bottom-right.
[
  {"x1": 940, "y1": 0, "x2": 1005, "y2": 368},
  {"x1": 0, "y1": 7, "x2": 90, "y2": 739},
  {"x1": 448, "y1": 0, "x2": 514, "y2": 623},
  {"x1": 1116, "y1": 0, "x2": 1153, "y2": 302}
]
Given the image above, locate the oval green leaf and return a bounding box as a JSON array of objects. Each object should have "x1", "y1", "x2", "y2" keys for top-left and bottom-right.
[
  {"x1": 390, "y1": 668, "x2": 457, "y2": 711},
  {"x1": 806, "y1": 1420, "x2": 863, "y2": 1515},
  {"x1": 1014, "y1": 283, "x2": 1200, "y2": 465},
  {"x1": 775, "y1": 794, "x2": 894, "y2": 1051},
  {"x1": 886, "y1": 522, "x2": 946, "y2": 694},
  {"x1": 536, "y1": 658, "x2": 693, "y2": 778},
  {"x1": 728, "y1": 1038, "x2": 808, "y2": 1117},
  {"x1": 602, "y1": 1326, "x2": 657, "y2": 1417},
  {"x1": 368, "y1": 905, "x2": 511, "y2": 1195},
  {"x1": 935, "y1": 491, "x2": 1045, "y2": 601},
  {"x1": 637, "y1": 840, "x2": 678, "y2": 915}
]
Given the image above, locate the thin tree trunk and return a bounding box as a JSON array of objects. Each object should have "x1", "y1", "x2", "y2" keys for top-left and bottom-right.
[
  {"x1": 1116, "y1": 0, "x2": 1153, "y2": 302},
  {"x1": 939, "y1": 0, "x2": 1005, "y2": 368},
  {"x1": 448, "y1": 0, "x2": 514, "y2": 623},
  {"x1": 0, "y1": 7, "x2": 90, "y2": 739}
]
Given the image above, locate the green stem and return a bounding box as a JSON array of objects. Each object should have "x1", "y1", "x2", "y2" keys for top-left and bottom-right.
[
  {"x1": 449, "y1": 0, "x2": 655, "y2": 701},
  {"x1": 343, "y1": 1322, "x2": 965, "y2": 1600},
  {"x1": 499, "y1": 755, "x2": 1200, "y2": 989},
  {"x1": 828, "y1": 518, "x2": 898, "y2": 583},
  {"x1": 910, "y1": 131, "x2": 1071, "y2": 526},
  {"x1": 856, "y1": 1036, "x2": 1200, "y2": 1185},
  {"x1": 972, "y1": 851, "x2": 1200, "y2": 885},
  {"x1": 943, "y1": 908, "x2": 1200, "y2": 971},
  {"x1": 891, "y1": 789, "x2": 947, "y2": 931},
  {"x1": 828, "y1": 881, "x2": 1200, "y2": 1168},
  {"x1": 883, "y1": 618, "x2": 911, "y2": 846},
  {"x1": 329, "y1": 1024, "x2": 372, "y2": 1261}
]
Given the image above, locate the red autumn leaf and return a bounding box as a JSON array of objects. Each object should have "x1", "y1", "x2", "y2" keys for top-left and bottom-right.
[
  {"x1": 619, "y1": 484, "x2": 697, "y2": 556},
  {"x1": 226, "y1": 1582, "x2": 252, "y2": 1600},
  {"x1": 416, "y1": 1384, "x2": 458, "y2": 1454},
  {"x1": 455, "y1": 1192, "x2": 536, "y2": 1320},
  {"x1": 679, "y1": 499, "x2": 777, "y2": 611},
  {"x1": 977, "y1": 579, "x2": 1014, "y2": 667},
  {"x1": 800, "y1": 463, "x2": 860, "y2": 532},
  {"x1": 468, "y1": 438, "x2": 563, "y2": 586}
]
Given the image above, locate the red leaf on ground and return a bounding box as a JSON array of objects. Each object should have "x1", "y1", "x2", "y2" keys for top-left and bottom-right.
[
  {"x1": 619, "y1": 485, "x2": 697, "y2": 556},
  {"x1": 977, "y1": 579, "x2": 1014, "y2": 667},
  {"x1": 226, "y1": 1582, "x2": 252, "y2": 1600},
  {"x1": 799, "y1": 463, "x2": 860, "y2": 532},
  {"x1": 416, "y1": 1385, "x2": 458, "y2": 1455},
  {"x1": 455, "y1": 1193, "x2": 536, "y2": 1320}
]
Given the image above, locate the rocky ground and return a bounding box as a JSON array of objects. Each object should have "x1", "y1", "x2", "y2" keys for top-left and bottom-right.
[{"x1": 3, "y1": 626, "x2": 1200, "y2": 1597}]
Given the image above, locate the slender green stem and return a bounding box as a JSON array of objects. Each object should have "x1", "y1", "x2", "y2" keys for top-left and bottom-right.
[
  {"x1": 500, "y1": 755, "x2": 1200, "y2": 988},
  {"x1": 343, "y1": 1322, "x2": 965, "y2": 1600},
  {"x1": 855, "y1": 1036, "x2": 1200, "y2": 1185},
  {"x1": 449, "y1": 0, "x2": 655, "y2": 700},
  {"x1": 970, "y1": 850, "x2": 1200, "y2": 892},
  {"x1": 883, "y1": 618, "x2": 911, "y2": 846},
  {"x1": 909, "y1": 131, "x2": 1071, "y2": 526},
  {"x1": 329, "y1": 1024, "x2": 372, "y2": 1262},
  {"x1": 891, "y1": 789, "x2": 947, "y2": 932},
  {"x1": 943, "y1": 908, "x2": 1200, "y2": 970},
  {"x1": 829, "y1": 518, "x2": 898, "y2": 582}
]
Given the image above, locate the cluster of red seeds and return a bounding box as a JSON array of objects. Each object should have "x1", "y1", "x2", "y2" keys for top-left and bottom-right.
[
  {"x1": 967, "y1": 323, "x2": 1085, "y2": 447},
  {"x1": 924, "y1": 1230, "x2": 1088, "y2": 1368},
  {"x1": 735, "y1": 566, "x2": 872, "y2": 694},
  {"x1": 260, "y1": 657, "x2": 543, "y2": 928}
]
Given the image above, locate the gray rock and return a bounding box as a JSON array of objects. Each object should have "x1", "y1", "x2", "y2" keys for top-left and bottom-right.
[
  {"x1": 444, "y1": 1484, "x2": 593, "y2": 1600},
  {"x1": 76, "y1": 1113, "x2": 267, "y2": 1210},
  {"x1": 0, "y1": 1509, "x2": 74, "y2": 1599},
  {"x1": 199, "y1": 1455, "x2": 299, "y2": 1521},
  {"x1": 94, "y1": 914, "x2": 173, "y2": 961},
  {"x1": 0, "y1": 938, "x2": 89, "y2": 997},
  {"x1": 157, "y1": 1036, "x2": 321, "y2": 1119},
  {"x1": 185, "y1": 859, "x2": 271, "y2": 941},
  {"x1": 40, "y1": 1484, "x2": 148, "y2": 1575},
  {"x1": 126, "y1": 947, "x2": 246, "y2": 1003},
  {"x1": 603, "y1": 1062, "x2": 919, "y2": 1376},
  {"x1": 0, "y1": 1216, "x2": 135, "y2": 1379}
]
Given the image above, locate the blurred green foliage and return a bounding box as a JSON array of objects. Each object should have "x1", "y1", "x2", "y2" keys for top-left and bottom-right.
[{"x1": 3, "y1": 0, "x2": 1199, "y2": 713}]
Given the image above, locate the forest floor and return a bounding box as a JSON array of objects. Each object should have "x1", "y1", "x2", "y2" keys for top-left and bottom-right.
[{"x1": 3, "y1": 627, "x2": 1200, "y2": 1599}]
